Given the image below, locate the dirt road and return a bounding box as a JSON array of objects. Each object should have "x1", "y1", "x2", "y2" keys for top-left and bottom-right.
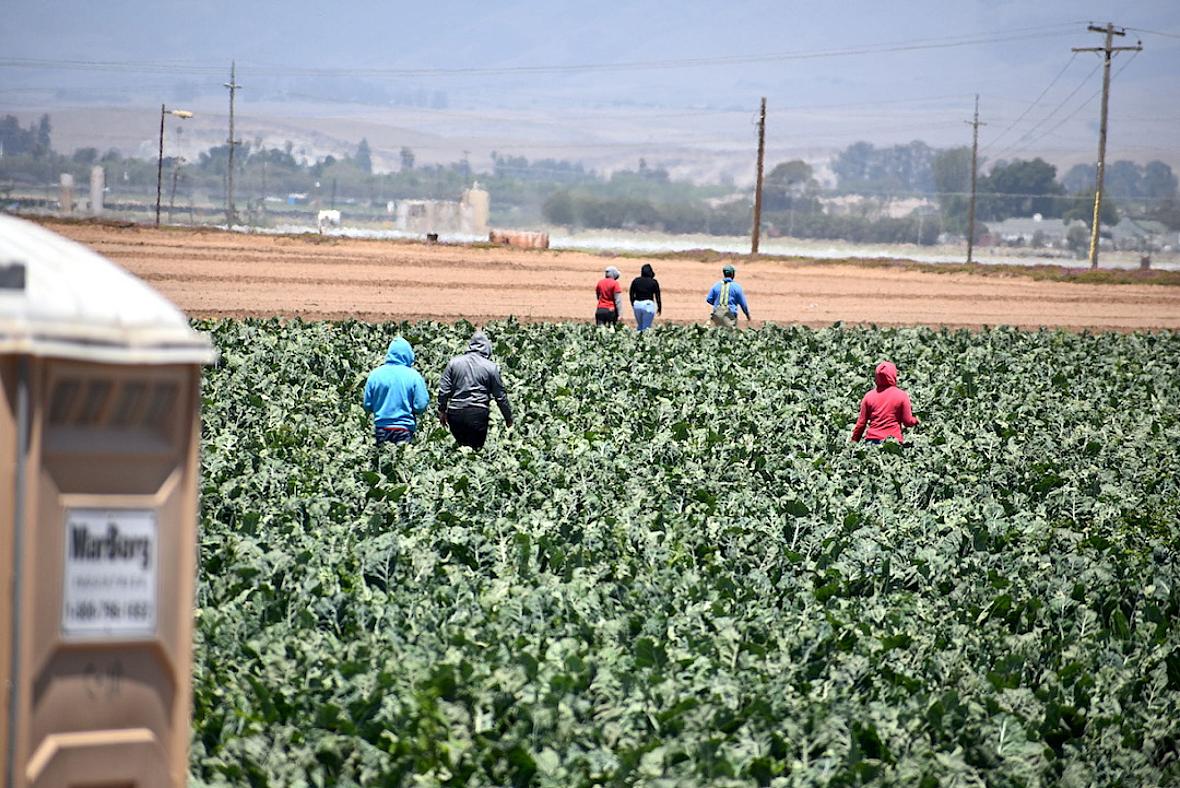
[{"x1": 46, "y1": 221, "x2": 1180, "y2": 331}]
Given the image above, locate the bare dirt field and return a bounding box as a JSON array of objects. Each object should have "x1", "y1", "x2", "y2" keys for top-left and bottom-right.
[{"x1": 45, "y1": 220, "x2": 1180, "y2": 331}]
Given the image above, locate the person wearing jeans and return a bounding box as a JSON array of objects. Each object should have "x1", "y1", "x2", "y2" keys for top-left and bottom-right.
[
  {"x1": 438, "y1": 330, "x2": 513, "y2": 449},
  {"x1": 629, "y1": 263, "x2": 662, "y2": 332}
]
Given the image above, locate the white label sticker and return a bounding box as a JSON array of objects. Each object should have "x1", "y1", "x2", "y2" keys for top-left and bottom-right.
[{"x1": 62, "y1": 508, "x2": 157, "y2": 637}]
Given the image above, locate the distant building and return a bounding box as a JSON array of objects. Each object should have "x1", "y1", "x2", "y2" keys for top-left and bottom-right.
[
  {"x1": 820, "y1": 194, "x2": 936, "y2": 219},
  {"x1": 395, "y1": 200, "x2": 459, "y2": 234},
  {"x1": 395, "y1": 183, "x2": 489, "y2": 236},
  {"x1": 984, "y1": 216, "x2": 1072, "y2": 247},
  {"x1": 1111, "y1": 218, "x2": 1172, "y2": 251}
]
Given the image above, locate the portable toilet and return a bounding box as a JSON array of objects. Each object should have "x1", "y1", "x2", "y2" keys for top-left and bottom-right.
[{"x1": 0, "y1": 214, "x2": 216, "y2": 787}]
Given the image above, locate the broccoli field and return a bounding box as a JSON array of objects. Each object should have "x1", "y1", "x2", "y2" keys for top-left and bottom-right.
[{"x1": 190, "y1": 319, "x2": 1180, "y2": 786}]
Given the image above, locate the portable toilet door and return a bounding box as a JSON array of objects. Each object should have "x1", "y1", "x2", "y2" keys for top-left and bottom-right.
[{"x1": 0, "y1": 215, "x2": 216, "y2": 788}]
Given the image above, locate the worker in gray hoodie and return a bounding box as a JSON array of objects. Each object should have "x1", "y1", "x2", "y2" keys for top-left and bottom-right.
[{"x1": 438, "y1": 330, "x2": 513, "y2": 449}]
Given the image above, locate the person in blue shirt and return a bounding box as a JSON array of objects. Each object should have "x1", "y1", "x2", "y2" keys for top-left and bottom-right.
[
  {"x1": 705, "y1": 264, "x2": 751, "y2": 328},
  {"x1": 364, "y1": 337, "x2": 429, "y2": 445}
]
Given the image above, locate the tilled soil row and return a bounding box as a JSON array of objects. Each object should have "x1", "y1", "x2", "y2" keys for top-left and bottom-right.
[{"x1": 46, "y1": 220, "x2": 1180, "y2": 331}]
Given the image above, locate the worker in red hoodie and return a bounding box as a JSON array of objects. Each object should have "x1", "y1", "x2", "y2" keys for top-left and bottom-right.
[{"x1": 851, "y1": 361, "x2": 920, "y2": 444}]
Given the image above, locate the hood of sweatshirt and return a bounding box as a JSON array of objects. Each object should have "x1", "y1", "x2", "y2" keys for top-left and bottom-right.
[
  {"x1": 385, "y1": 337, "x2": 415, "y2": 367},
  {"x1": 467, "y1": 331, "x2": 492, "y2": 358},
  {"x1": 875, "y1": 361, "x2": 898, "y2": 391},
  {"x1": 640, "y1": 263, "x2": 655, "y2": 278}
]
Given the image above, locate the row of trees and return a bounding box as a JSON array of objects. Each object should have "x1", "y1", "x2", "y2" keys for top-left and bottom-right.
[
  {"x1": 838, "y1": 140, "x2": 1179, "y2": 231},
  {"x1": 4, "y1": 113, "x2": 1179, "y2": 236},
  {"x1": 832, "y1": 140, "x2": 1178, "y2": 203},
  {"x1": 0, "y1": 114, "x2": 52, "y2": 159},
  {"x1": 541, "y1": 188, "x2": 939, "y2": 245},
  {"x1": 1061, "y1": 160, "x2": 1178, "y2": 201},
  {"x1": 1, "y1": 122, "x2": 727, "y2": 227},
  {"x1": 932, "y1": 150, "x2": 1180, "y2": 230}
]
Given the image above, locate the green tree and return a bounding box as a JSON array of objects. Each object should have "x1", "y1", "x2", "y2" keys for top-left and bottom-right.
[
  {"x1": 1142, "y1": 160, "x2": 1178, "y2": 200},
  {"x1": 932, "y1": 146, "x2": 972, "y2": 232},
  {"x1": 1149, "y1": 196, "x2": 1180, "y2": 230},
  {"x1": 1066, "y1": 223, "x2": 1090, "y2": 257},
  {"x1": 354, "y1": 138, "x2": 372, "y2": 175},
  {"x1": 400, "y1": 146, "x2": 415, "y2": 171},
  {"x1": 34, "y1": 113, "x2": 51, "y2": 158},
  {"x1": 832, "y1": 141, "x2": 874, "y2": 190},
  {"x1": 978, "y1": 158, "x2": 1064, "y2": 220},
  {"x1": 1104, "y1": 160, "x2": 1142, "y2": 200},
  {"x1": 542, "y1": 190, "x2": 576, "y2": 226},
  {"x1": 1061, "y1": 163, "x2": 1095, "y2": 194},
  {"x1": 1063, "y1": 191, "x2": 1118, "y2": 226},
  {"x1": 763, "y1": 160, "x2": 816, "y2": 211},
  {"x1": 72, "y1": 147, "x2": 99, "y2": 165},
  {"x1": 832, "y1": 140, "x2": 936, "y2": 194},
  {"x1": 0, "y1": 115, "x2": 36, "y2": 156}
]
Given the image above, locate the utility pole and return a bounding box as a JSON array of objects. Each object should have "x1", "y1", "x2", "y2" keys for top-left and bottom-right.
[
  {"x1": 965, "y1": 94, "x2": 985, "y2": 263},
  {"x1": 156, "y1": 104, "x2": 166, "y2": 227},
  {"x1": 223, "y1": 61, "x2": 242, "y2": 226},
  {"x1": 751, "y1": 97, "x2": 766, "y2": 254},
  {"x1": 1073, "y1": 23, "x2": 1141, "y2": 268},
  {"x1": 156, "y1": 105, "x2": 192, "y2": 227},
  {"x1": 169, "y1": 166, "x2": 180, "y2": 222}
]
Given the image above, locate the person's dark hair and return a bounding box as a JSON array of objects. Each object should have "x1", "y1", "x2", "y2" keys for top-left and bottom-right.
[
  {"x1": 723, "y1": 264, "x2": 736, "y2": 277},
  {"x1": 641, "y1": 263, "x2": 655, "y2": 278}
]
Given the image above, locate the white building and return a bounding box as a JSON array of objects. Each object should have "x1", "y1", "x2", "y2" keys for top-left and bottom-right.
[{"x1": 395, "y1": 183, "x2": 489, "y2": 236}]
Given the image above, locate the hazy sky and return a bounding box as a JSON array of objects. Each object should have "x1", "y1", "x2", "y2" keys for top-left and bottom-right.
[{"x1": 2, "y1": 1, "x2": 1177, "y2": 171}]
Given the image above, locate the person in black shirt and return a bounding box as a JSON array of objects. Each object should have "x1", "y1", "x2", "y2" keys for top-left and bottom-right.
[{"x1": 629, "y1": 263, "x2": 662, "y2": 331}]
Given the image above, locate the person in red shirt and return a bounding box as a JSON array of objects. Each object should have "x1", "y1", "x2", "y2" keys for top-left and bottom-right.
[
  {"x1": 595, "y1": 266, "x2": 624, "y2": 325},
  {"x1": 851, "y1": 361, "x2": 920, "y2": 444}
]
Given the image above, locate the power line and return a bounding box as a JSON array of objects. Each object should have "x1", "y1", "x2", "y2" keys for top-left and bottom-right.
[
  {"x1": 0, "y1": 24, "x2": 1081, "y2": 79},
  {"x1": 1123, "y1": 26, "x2": 1180, "y2": 40},
  {"x1": 980, "y1": 53, "x2": 1077, "y2": 152},
  {"x1": 1004, "y1": 50, "x2": 1140, "y2": 160},
  {"x1": 272, "y1": 91, "x2": 980, "y2": 122},
  {"x1": 988, "y1": 61, "x2": 1101, "y2": 161},
  {"x1": 266, "y1": 29, "x2": 1079, "y2": 77}
]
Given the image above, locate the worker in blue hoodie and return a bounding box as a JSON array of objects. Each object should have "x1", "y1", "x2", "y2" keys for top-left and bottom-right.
[{"x1": 364, "y1": 337, "x2": 429, "y2": 445}]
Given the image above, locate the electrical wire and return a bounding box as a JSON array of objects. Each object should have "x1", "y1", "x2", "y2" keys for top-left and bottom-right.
[
  {"x1": 1123, "y1": 26, "x2": 1180, "y2": 40},
  {"x1": 1003, "y1": 51, "x2": 1140, "y2": 158},
  {"x1": 988, "y1": 61, "x2": 1101, "y2": 161},
  {"x1": 980, "y1": 53, "x2": 1077, "y2": 152},
  {"x1": 0, "y1": 24, "x2": 1081, "y2": 79}
]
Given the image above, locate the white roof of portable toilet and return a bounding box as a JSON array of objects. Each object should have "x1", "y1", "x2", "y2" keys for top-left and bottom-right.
[{"x1": 0, "y1": 214, "x2": 216, "y2": 365}]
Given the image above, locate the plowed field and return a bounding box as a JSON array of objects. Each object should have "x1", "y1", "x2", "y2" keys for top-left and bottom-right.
[{"x1": 46, "y1": 221, "x2": 1180, "y2": 330}]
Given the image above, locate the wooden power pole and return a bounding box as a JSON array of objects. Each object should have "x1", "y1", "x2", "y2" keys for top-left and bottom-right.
[
  {"x1": 156, "y1": 104, "x2": 167, "y2": 228},
  {"x1": 1073, "y1": 23, "x2": 1141, "y2": 268},
  {"x1": 965, "y1": 94, "x2": 985, "y2": 263},
  {"x1": 751, "y1": 97, "x2": 766, "y2": 254},
  {"x1": 223, "y1": 61, "x2": 242, "y2": 226}
]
